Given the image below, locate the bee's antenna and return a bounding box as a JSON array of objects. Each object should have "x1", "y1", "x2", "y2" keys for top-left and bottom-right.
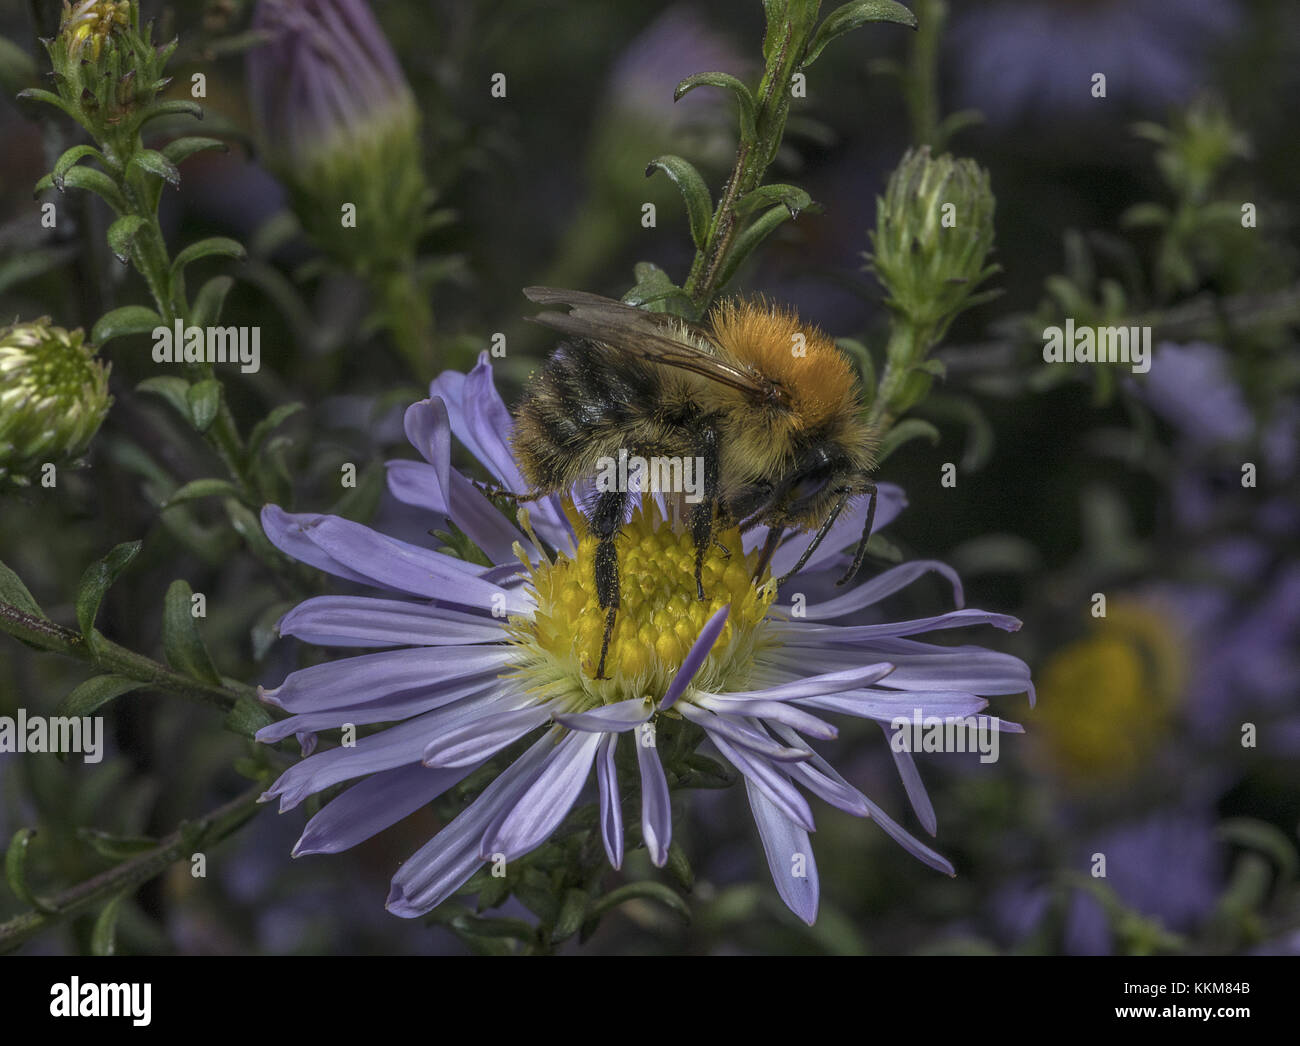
[{"x1": 836, "y1": 481, "x2": 878, "y2": 587}]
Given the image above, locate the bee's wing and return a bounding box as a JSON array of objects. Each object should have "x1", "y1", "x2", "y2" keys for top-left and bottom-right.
[{"x1": 523, "y1": 286, "x2": 776, "y2": 401}]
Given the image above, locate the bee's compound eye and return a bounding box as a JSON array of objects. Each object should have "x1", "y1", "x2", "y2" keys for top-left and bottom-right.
[{"x1": 785, "y1": 468, "x2": 833, "y2": 513}]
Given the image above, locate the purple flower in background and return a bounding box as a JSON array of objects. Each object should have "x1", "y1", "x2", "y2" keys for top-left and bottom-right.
[
  {"x1": 248, "y1": 0, "x2": 415, "y2": 174},
  {"x1": 948, "y1": 0, "x2": 1238, "y2": 124},
  {"x1": 607, "y1": 5, "x2": 748, "y2": 131},
  {"x1": 1141, "y1": 342, "x2": 1253, "y2": 450},
  {"x1": 993, "y1": 810, "x2": 1221, "y2": 955},
  {"x1": 257, "y1": 356, "x2": 1032, "y2": 924},
  {"x1": 1065, "y1": 811, "x2": 1221, "y2": 954}
]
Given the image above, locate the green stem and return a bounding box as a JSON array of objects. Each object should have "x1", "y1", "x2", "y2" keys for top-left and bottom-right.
[
  {"x1": 869, "y1": 317, "x2": 926, "y2": 432},
  {"x1": 683, "y1": 14, "x2": 806, "y2": 316},
  {"x1": 0, "y1": 599, "x2": 250, "y2": 713},
  {"x1": 0, "y1": 783, "x2": 264, "y2": 954},
  {"x1": 905, "y1": 0, "x2": 943, "y2": 147},
  {"x1": 375, "y1": 262, "x2": 436, "y2": 378}
]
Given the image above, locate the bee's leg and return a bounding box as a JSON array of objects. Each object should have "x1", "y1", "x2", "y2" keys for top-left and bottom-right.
[
  {"x1": 471, "y1": 481, "x2": 549, "y2": 504},
  {"x1": 752, "y1": 526, "x2": 784, "y2": 580},
  {"x1": 773, "y1": 489, "x2": 850, "y2": 587},
  {"x1": 689, "y1": 424, "x2": 720, "y2": 601},
  {"x1": 590, "y1": 489, "x2": 628, "y2": 679},
  {"x1": 836, "y1": 481, "x2": 878, "y2": 587}
]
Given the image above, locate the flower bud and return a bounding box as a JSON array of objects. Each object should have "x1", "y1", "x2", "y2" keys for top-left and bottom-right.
[
  {"x1": 868, "y1": 146, "x2": 999, "y2": 338},
  {"x1": 44, "y1": 1, "x2": 173, "y2": 133},
  {"x1": 247, "y1": 0, "x2": 429, "y2": 272},
  {"x1": 0, "y1": 319, "x2": 111, "y2": 486},
  {"x1": 60, "y1": 0, "x2": 130, "y2": 63}
]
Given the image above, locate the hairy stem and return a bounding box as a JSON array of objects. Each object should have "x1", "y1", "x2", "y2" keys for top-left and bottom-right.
[{"x1": 0, "y1": 784, "x2": 264, "y2": 954}]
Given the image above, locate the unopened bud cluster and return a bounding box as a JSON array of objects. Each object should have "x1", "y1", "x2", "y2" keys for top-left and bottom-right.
[
  {"x1": 868, "y1": 146, "x2": 999, "y2": 339},
  {"x1": 0, "y1": 319, "x2": 111, "y2": 486}
]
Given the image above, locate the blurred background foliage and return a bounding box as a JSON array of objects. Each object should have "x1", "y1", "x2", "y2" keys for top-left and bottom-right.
[{"x1": 0, "y1": 0, "x2": 1297, "y2": 954}]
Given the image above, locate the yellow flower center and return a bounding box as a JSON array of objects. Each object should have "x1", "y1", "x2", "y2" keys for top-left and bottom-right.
[
  {"x1": 1034, "y1": 600, "x2": 1188, "y2": 785},
  {"x1": 507, "y1": 502, "x2": 776, "y2": 709}
]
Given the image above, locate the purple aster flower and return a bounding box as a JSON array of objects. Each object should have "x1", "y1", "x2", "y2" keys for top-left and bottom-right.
[
  {"x1": 948, "y1": 0, "x2": 1238, "y2": 124},
  {"x1": 992, "y1": 810, "x2": 1221, "y2": 955},
  {"x1": 256, "y1": 355, "x2": 1032, "y2": 925},
  {"x1": 607, "y1": 5, "x2": 748, "y2": 132},
  {"x1": 1140, "y1": 341, "x2": 1253, "y2": 450}
]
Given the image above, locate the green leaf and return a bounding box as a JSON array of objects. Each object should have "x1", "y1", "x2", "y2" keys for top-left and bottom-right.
[
  {"x1": 805, "y1": 0, "x2": 919, "y2": 67},
  {"x1": 836, "y1": 337, "x2": 876, "y2": 402},
  {"x1": 186, "y1": 379, "x2": 222, "y2": 434},
  {"x1": 106, "y1": 214, "x2": 148, "y2": 264},
  {"x1": 735, "y1": 183, "x2": 816, "y2": 219},
  {"x1": 137, "y1": 376, "x2": 193, "y2": 423},
  {"x1": 130, "y1": 149, "x2": 180, "y2": 186},
  {"x1": 1217, "y1": 818, "x2": 1299, "y2": 880},
  {"x1": 162, "y1": 579, "x2": 222, "y2": 685},
  {"x1": 76, "y1": 828, "x2": 157, "y2": 861},
  {"x1": 160, "y1": 136, "x2": 227, "y2": 165},
  {"x1": 5, "y1": 828, "x2": 55, "y2": 913},
  {"x1": 1120, "y1": 202, "x2": 1172, "y2": 229},
  {"x1": 328, "y1": 460, "x2": 386, "y2": 523},
  {"x1": 171, "y1": 237, "x2": 246, "y2": 279},
  {"x1": 92, "y1": 305, "x2": 163, "y2": 345},
  {"x1": 91, "y1": 892, "x2": 129, "y2": 956},
  {"x1": 247, "y1": 402, "x2": 305, "y2": 455},
  {"x1": 0, "y1": 557, "x2": 45, "y2": 618},
  {"x1": 16, "y1": 87, "x2": 80, "y2": 123},
  {"x1": 448, "y1": 913, "x2": 536, "y2": 943},
  {"x1": 162, "y1": 478, "x2": 240, "y2": 509},
  {"x1": 674, "y1": 71, "x2": 756, "y2": 141},
  {"x1": 713, "y1": 204, "x2": 797, "y2": 292},
  {"x1": 476, "y1": 874, "x2": 511, "y2": 912},
  {"x1": 75, "y1": 541, "x2": 142, "y2": 639},
  {"x1": 666, "y1": 841, "x2": 695, "y2": 892},
  {"x1": 589, "y1": 881, "x2": 690, "y2": 922},
  {"x1": 46, "y1": 164, "x2": 128, "y2": 212},
  {"x1": 57, "y1": 675, "x2": 142, "y2": 719},
  {"x1": 0, "y1": 244, "x2": 78, "y2": 294},
  {"x1": 133, "y1": 98, "x2": 204, "y2": 134},
  {"x1": 878, "y1": 418, "x2": 941, "y2": 462},
  {"x1": 225, "y1": 695, "x2": 274, "y2": 740},
  {"x1": 190, "y1": 274, "x2": 235, "y2": 329},
  {"x1": 224, "y1": 499, "x2": 281, "y2": 564},
  {"x1": 934, "y1": 108, "x2": 984, "y2": 147},
  {"x1": 645, "y1": 155, "x2": 713, "y2": 250},
  {"x1": 622, "y1": 261, "x2": 691, "y2": 316},
  {"x1": 550, "y1": 888, "x2": 590, "y2": 943},
  {"x1": 52, "y1": 144, "x2": 105, "y2": 191}
]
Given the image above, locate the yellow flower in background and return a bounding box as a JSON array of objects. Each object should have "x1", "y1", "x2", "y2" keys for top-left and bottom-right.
[{"x1": 1034, "y1": 599, "x2": 1188, "y2": 786}]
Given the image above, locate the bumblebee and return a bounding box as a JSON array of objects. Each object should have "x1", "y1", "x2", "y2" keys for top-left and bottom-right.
[{"x1": 512, "y1": 287, "x2": 881, "y2": 679}]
